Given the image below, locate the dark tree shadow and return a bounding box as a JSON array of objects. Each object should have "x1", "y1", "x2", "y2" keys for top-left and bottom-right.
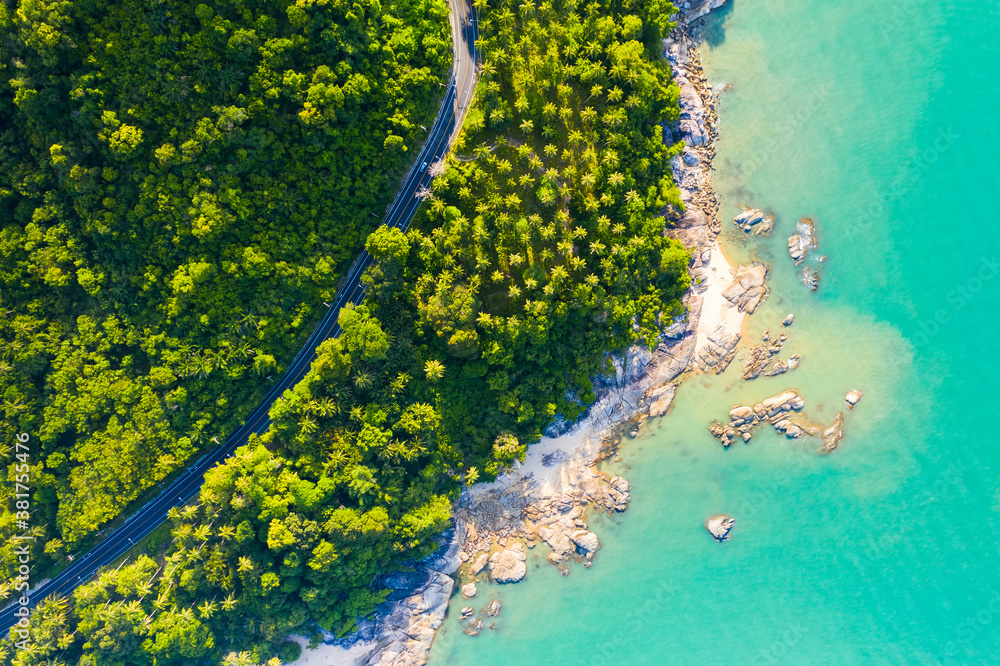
[{"x1": 698, "y1": 0, "x2": 736, "y2": 50}]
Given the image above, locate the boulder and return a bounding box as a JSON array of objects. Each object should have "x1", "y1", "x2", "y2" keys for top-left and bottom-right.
[
  {"x1": 704, "y1": 515, "x2": 736, "y2": 542},
  {"x1": 845, "y1": 389, "x2": 863, "y2": 409},
  {"x1": 734, "y1": 208, "x2": 765, "y2": 228},
  {"x1": 729, "y1": 405, "x2": 755, "y2": 422},
  {"x1": 676, "y1": 77, "x2": 705, "y2": 119},
  {"x1": 758, "y1": 390, "x2": 801, "y2": 416},
  {"x1": 489, "y1": 542, "x2": 527, "y2": 583},
  {"x1": 606, "y1": 475, "x2": 631, "y2": 511},
  {"x1": 722, "y1": 263, "x2": 770, "y2": 314},
  {"x1": 470, "y1": 552, "x2": 488, "y2": 576},
  {"x1": 764, "y1": 360, "x2": 788, "y2": 377},
  {"x1": 486, "y1": 599, "x2": 502, "y2": 617},
  {"x1": 460, "y1": 606, "x2": 475, "y2": 619},
  {"x1": 647, "y1": 383, "x2": 676, "y2": 418},
  {"x1": 679, "y1": 118, "x2": 706, "y2": 146},
  {"x1": 462, "y1": 583, "x2": 478, "y2": 598},
  {"x1": 570, "y1": 530, "x2": 601, "y2": 556},
  {"x1": 788, "y1": 234, "x2": 809, "y2": 264},
  {"x1": 696, "y1": 324, "x2": 742, "y2": 373},
  {"x1": 782, "y1": 314, "x2": 795, "y2": 326}
]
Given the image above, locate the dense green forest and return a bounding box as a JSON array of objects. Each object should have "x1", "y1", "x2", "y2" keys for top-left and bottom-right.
[
  {"x1": 0, "y1": 0, "x2": 687, "y2": 661},
  {"x1": 0, "y1": 0, "x2": 451, "y2": 571}
]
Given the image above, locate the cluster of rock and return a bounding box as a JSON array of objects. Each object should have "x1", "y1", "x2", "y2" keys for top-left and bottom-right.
[
  {"x1": 666, "y1": 13, "x2": 722, "y2": 223},
  {"x1": 710, "y1": 388, "x2": 865, "y2": 453},
  {"x1": 693, "y1": 262, "x2": 771, "y2": 375},
  {"x1": 458, "y1": 599, "x2": 502, "y2": 637},
  {"x1": 710, "y1": 389, "x2": 811, "y2": 446},
  {"x1": 704, "y1": 514, "x2": 736, "y2": 542},
  {"x1": 453, "y1": 464, "x2": 630, "y2": 600},
  {"x1": 818, "y1": 390, "x2": 861, "y2": 454},
  {"x1": 787, "y1": 218, "x2": 823, "y2": 291},
  {"x1": 733, "y1": 207, "x2": 775, "y2": 236},
  {"x1": 741, "y1": 329, "x2": 801, "y2": 380}
]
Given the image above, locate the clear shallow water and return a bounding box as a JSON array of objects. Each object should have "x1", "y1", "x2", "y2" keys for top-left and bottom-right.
[{"x1": 429, "y1": 1, "x2": 1000, "y2": 663}]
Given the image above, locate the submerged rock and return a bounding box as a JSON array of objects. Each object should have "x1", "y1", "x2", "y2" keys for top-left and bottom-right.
[
  {"x1": 705, "y1": 515, "x2": 736, "y2": 542},
  {"x1": 820, "y1": 413, "x2": 845, "y2": 454},
  {"x1": 486, "y1": 600, "x2": 502, "y2": 617},
  {"x1": 845, "y1": 389, "x2": 864, "y2": 409},
  {"x1": 800, "y1": 266, "x2": 820, "y2": 292},
  {"x1": 742, "y1": 332, "x2": 786, "y2": 380}
]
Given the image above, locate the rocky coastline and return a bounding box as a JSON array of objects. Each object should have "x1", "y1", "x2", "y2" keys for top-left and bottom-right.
[{"x1": 314, "y1": 3, "x2": 739, "y2": 664}]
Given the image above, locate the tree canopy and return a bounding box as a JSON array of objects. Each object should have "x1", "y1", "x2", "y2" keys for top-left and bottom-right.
[
  {"x1": 0, "y1": 0, "x2": 450, "y2": 570},
  {"x1": 0, "y1": 0, "x2": 689, "y2": 661}
]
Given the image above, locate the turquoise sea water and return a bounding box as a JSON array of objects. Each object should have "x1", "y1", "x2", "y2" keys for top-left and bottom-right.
[{"x1": 428, "y1": 1, "x2": 1000, "y2": 663}]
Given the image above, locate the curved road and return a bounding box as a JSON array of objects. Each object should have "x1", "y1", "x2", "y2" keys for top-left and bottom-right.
[{"x1": 0, "y1": 0, "x2": 478, "y2": 635}]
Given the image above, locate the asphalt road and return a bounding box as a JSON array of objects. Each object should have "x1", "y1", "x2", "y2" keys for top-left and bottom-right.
[{"x1": 0, "y1": 0, "x2": 478, "y2": 635}]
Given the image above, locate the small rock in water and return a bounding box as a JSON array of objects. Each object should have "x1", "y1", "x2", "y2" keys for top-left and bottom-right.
[
  {"x1": 819, "y1": 412, "x2": 845, "y2": 454},
  {"x1": 462, "y1": 583, "x2": 478, "y2": 598},
  {"x1": 705, "y1": 514, "x2": 736, "y2": 542},
  {"x1": 788, "y1": 218, "x2": 819, "y2": 264},
  {"x1": 486, "y1": 599, "x2": 502, "y2": 617},
  {"x1": 782, "y1": 313, "x2": 795, "y2": 326},
  {"x1": 764, "y1": 359, "x2": 789, "y2": 377},
  {"x1": 800, "y1": 266, "x2": 820, "y2": 291},
  {"x1": 788, "y1": 235, "x2": 809, "y2": 264},
  {"x1": 460, "y1": 606, "x2": 475, "y2": 619},
  {"x1": 845, "y1": 389, "x2": 863, "y2": 409}
]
